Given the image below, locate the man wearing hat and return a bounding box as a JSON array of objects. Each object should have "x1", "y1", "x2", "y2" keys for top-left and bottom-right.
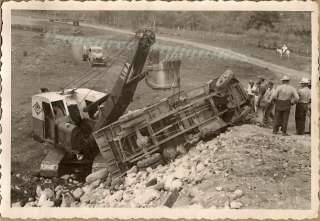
[
  {"x1": 295, "y1": 78, "x2": 311, "y2": 135},
  {"x1": 272, "y1": 76, "x2": 299, "y2": 135}
]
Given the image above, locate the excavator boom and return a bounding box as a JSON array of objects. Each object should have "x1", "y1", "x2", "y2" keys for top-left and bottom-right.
[{"x1": 93, "y1": 29, "x2": 155, "y2": 130}]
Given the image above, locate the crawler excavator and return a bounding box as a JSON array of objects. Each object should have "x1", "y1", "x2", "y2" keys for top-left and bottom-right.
[{"x1": 31, "y1": 29, "x2": 156, "y2": 177}]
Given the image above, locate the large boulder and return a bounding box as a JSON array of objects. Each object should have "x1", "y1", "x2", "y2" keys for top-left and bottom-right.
[
  {"x1": 173, "y1": 166, "x2": 190, "y2": 179},
  {"x1": 85, "y1": 168, "x2": 109, "y2": 184},
  {"x1": 61, "y1": 193, "x2": 74, "y2": 207},
  {"x1": 164, "y1": 175, "x2": 183, "y2": 191},
  {"x1": 230, "y1": 200, "x2": 243, "y2": 209},
  {"x1": 72, "y1": 188, "x2": 84, "y2": 200},
  {"x1": 37, "y1": 188, "x2": 55, "y2": 207}
]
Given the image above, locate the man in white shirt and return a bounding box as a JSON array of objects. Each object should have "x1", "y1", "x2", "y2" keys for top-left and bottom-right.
[
  {"x1": 295, "y1": 78, "x2": 311, "y2": 135},
  {"x1": 272, "y1": 76, "x2": 299, "y2": 135}
]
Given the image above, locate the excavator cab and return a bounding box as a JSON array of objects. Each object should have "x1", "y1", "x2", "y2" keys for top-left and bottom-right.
[
  {"x1": 32, "y1": 93, "x2": 69, "y2": 143},
  {"x1": 32, "y1": 88, "x2": 108, "y2": 177},
  {"x1": 32, "y1": 88, "x2": 108, "y2": 143}
]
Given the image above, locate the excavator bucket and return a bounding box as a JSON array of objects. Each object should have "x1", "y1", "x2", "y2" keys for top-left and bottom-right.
[{"x1": 145, "y1": 59, "x2": 181, "y2": 90}]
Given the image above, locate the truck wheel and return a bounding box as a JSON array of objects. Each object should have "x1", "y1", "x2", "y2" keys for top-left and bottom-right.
[
  {"x1": 162, "y1": 145, "x2": 178, "y2": 163},
  {"x1": 216, "y1": 69, "x2": 234, "y2": 89},
  {"x1": 137, "y1": 153, "x2": 162, "y2": 169}
]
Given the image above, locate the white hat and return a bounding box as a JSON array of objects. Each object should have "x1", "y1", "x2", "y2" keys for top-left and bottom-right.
[
  {"x1": 299, "y1": 78, "x2": 309, "y2": 84},
  {"x1": 281, "y1": 76, "x2": 290, "y2": 81}
]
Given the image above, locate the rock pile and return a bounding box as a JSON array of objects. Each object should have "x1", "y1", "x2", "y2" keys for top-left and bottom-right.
[{"x1": 16, "y1": 124, "x2": 310, "y2": 209}]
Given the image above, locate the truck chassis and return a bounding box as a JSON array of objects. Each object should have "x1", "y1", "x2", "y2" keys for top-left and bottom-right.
[{"x1": 93, "y1": 71, "x2": 251, "y2": 177}]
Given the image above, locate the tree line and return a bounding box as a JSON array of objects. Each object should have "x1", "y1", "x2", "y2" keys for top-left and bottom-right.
[{"x1": 21, "y1": 10, "x2": 311, "y2": 38}]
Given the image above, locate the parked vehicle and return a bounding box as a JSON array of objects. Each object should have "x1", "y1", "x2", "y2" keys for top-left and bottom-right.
[{"x1": 82, "y1": 46, "x2": 107, "y2": 66}]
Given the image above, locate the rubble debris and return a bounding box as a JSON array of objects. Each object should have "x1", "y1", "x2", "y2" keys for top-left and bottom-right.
[
  {"x1": 60, "y1": 174, "x2": 70, "y2": 180},
  {"x1": 110, "y1": 176, "x2": 124, "y2": 190},
  {"x1": 133, "y1": 189, "x2": 160, "y2": 207},
  {"x1": 215, "y1": 186, "x2": 223, "y2": 191},
  {"x1": 61, "y1": 193, "x2": 74, "y2": 207},
  {"x1": 72, "y1": 188, "x2": 84, "y2": 200},
  {"x1": 152, "y1": 182, "x2": 165, "y2": 191},
  {"x1": 163, "y1": 189, "x2": 179, "y2": 208},
  {"x1": 230, "y1": 201, "x2": 243, "y2": 209},
  {"x1": 16, "y1": 124, "x2": 310, "y2": 208},
  {"x1": 230, "y1": 189, "x2": 243, "y2": 200},
  {"x1": 145, "y1": 178, "x2": 157, "y2": 187}
]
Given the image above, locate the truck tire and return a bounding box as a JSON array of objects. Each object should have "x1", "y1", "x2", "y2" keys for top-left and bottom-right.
[
  {"x1": 162, "y1": 145, "x2": 178, "y2": 162},
  {"x1": 216, "y1": 69, "x2": 234, "y2": 89},
  {"x1": 137, "y1": 153, "x2": 162, "y2": 169}
]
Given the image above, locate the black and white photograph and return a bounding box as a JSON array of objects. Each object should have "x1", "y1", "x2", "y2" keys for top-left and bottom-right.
[{"x1": 0, "y1": 1, "x2": 318, "y2": 219}]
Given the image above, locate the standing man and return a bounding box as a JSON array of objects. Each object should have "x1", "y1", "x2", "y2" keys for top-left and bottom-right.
[
  {"x1": 272, "y1": 76, "x2": 299, "y2": 136},
  {"x1": 295, "y1": 78, "x2": 311, "y2": 135},
  {"x1": 246, "y1": 80, "x2": 255, "y2": 110},
  {"x1": 306, "y1": 79, "x2": 312, "y2": 134},
  {"x1": 252, "y1": 76, "x2": 266, "y2": 112},
  {"x1": 262, "y1": 81, "x2": 275, "y2": 126}
]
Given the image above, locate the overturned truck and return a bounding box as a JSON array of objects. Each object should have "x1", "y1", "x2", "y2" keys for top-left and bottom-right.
[{"x1": 92, "y1": 70, "x2": 251, "y2": 177}]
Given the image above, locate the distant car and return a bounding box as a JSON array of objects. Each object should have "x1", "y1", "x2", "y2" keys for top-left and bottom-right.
[{"x1": 82, "y1": 46, "x2": 107, "y2": 67}]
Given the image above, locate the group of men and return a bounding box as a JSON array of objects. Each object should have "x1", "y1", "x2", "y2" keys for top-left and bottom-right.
[{"x1": 247, "y1": 75, "x2": 311, "y2": 136}]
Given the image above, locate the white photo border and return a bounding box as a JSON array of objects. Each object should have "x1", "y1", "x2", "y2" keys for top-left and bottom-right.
[{"x1": 0, "y1": 0, "x2": 318, "y2": 219}]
